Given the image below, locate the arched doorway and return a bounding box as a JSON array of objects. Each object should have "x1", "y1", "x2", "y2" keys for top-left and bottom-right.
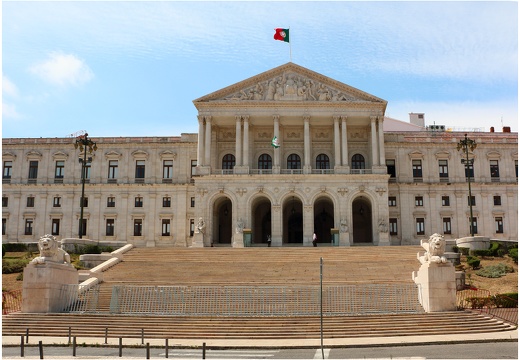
[
  {"x1": 352, "y1": 197, "x2": 372, "y2": 244},
  {"x1": 214, "y1": 198, "x2": 232, "y2": 245},
  {"x1": 251, "y1": 197, "x2": 271, "y2": 245},
  {"x1": 313, "y1": 197, "x2": 334, "y2": 244},
  {"x1": 284, "y1": 196, "x2": 303, "y2": 245}
]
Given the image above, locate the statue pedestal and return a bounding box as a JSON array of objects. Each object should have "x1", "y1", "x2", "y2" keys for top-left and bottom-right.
[
  {"x1": 413, "y1": 262, "x2": 456, "y2": 312},
  {"x1": 233, "y1": 233, "x2": 244, "y2": 248},
  {"x1": 22, "y1": 262, "x2": 78, "y2": 313},
  {"x1": 378, "y1": 233, "x2": 390, "y2": 246},
  {"x1": 191, "y1": 233, "x2": 204, "y2": 247}
]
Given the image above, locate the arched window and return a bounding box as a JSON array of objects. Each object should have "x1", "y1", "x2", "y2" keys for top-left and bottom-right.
[
  {"x1": 287, "y1": 154, "x2": 301, "y2": 169},
  {"x1": 222, "y1": 154, "x2": 235, "y2": 169},
  {"x1": 258, "y1": 154, "x2": 272, "y2": 169},
  {"x1": 316, "y1": 154, "x2": 330, "y2": 169},
  {"x1": 351, "y1": 154, "x2": 365, "y2": 169}
]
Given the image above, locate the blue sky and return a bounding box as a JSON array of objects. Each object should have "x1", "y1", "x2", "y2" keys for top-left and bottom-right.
[{"x1": 2, "y1": 1, "x2": 518, "y2": 138}]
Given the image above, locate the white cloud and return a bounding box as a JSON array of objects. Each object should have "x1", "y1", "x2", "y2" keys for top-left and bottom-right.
[
  {"x1": 29, "y1": 52, "x2": 94, "y2": 87},
  {"x1": 3, "y1": 76, "x2": 20, "y2": 98},
  {"x1": 2, "y1": 102, "x2": 22, "y2": 119}
]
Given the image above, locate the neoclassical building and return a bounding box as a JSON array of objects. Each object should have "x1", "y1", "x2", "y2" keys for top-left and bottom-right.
[{"x1": 2, "y1": 63, "x2": 518, "y2": 247}]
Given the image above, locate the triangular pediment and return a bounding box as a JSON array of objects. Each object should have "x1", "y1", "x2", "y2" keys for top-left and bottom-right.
[{"x1": 193, "y1": 63, "x2": 386, "y2": 106}]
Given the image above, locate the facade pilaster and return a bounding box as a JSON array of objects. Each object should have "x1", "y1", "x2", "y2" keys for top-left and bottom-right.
[
  {"x1": 204, "y1": 116, "x2": 212, "y2": 167},
  {"x1": 197, "y1": 115, "x2": 205, "y2": 166},
  {"x1": 235, "y1": 116, "x2": 242, "y2": 166},
  {"x1": 273, "y1": 115, "x2": 280, "y2": 174},
  {"x1": 303, "y1": 116, "x2": 311, "y2": 173},
  {"x1": 370, "y1": 116, "x2": 378, "y2": 166},
  {"x1": 333, "y1": 116, "x2": 341, "y2": 167},
  {"x1": 378, "y1": 117, "x2": 385, "y2": 166},
  {"x1": 341, "y1": 116, "x2": 348, "y2": 166},
  {"x1": 243, "y1": 115, "x2": 249, "y2": 167}
]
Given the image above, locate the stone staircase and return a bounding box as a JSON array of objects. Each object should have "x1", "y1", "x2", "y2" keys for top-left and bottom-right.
[{"x1": 3, "y1": 246, "x2": 516, "y2": 340}]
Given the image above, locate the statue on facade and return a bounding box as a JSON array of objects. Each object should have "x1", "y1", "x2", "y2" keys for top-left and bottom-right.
[
  {"x1": 236, "y1": 218, "x2": 244, "y2": 234},
  {"x1": 340, "y1": 218, "x2": 348, "y2": 233},
  {"x1": 417, "y1": 233, "x2": 448, "y2": 265},
  {"x1": 378, "y1": 218, "x2": 388, "y2": 233},
  {"x1": 195, "y1": 217, "x2": 206, "y2": 234},
  {"x1": 31, "y1": 234, "x2": 71, "y2": 265}
]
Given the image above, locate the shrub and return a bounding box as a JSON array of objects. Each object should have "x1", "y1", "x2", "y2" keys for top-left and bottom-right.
[
  {"x1": 466, "y1": 296, "x2": 491, "y2": 309},
  {"x1": 509, "y1": 248, "x2": 518, "y2": 264},
  {"x1": 475, "y1": 263, "x2": 514, "y2": 278},
  {"x1": 2, "y1": 258, "x2": 30, "y2": 274},
  {"x1": 3, "y1": 243, "x2": 29, "y2": 252},
  {"x1": 466, "y1": 256, "x2": 480, "y2": 270},
  {"x1": 491, "y1": 293, "x2": 518, "y2": 308},
  {"x1": 458, "y1": 247, "x2": 470, "y2": 256},
  {"x1": 2, "y1": 245, "x2": 5, "y2": 258},
  {"x1": 452, "y1": 246, "x2": 459, "y2": 253}
]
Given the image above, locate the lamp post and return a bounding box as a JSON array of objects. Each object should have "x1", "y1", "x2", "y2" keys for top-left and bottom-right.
[
  {"x1": 457, "y1": 133, "x2": 477, "y2": 236},
  {"x1": 74, "y1": 133, "x2": 97, "y2": 239}
]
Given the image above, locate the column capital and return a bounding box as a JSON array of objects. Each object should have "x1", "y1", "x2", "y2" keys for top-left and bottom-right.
[
  {"x1": 273, "y1": 114, "x2": 280, "y2": 122},
  {"x1": 341, "y1": 115, "x2": 348, "y2": 121},
  {"x1": 205, "y1": 115, "x2": 212, "y2": 123},
  {"x1": 235, "y1": 115, "x2": 242, "y2": 122},
  {"x1": 370, "y1": 115, "x2": 377, "y2": 122},
  {"x1": 303, "y1": 115, "x2": 310, "y2": 122},
  {"x1": 333, "y1": 115, "x2": 341, "y2": 122},
  {"x1": 242, "y1": 115, "x2": 250, "y2": 122}
]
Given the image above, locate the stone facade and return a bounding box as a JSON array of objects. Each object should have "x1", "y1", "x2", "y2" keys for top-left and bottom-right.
[{"x1": 2, "y1": 63, "x2": 518, "y2": 247}]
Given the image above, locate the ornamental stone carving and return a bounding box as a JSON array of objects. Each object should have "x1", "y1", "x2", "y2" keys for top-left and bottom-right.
[
  {"x1": 417, "y1": 233, "x2": 447, "y2": 265},
  {"x1": 31, "y1": 234, "x2": 71, "y2": 265}
]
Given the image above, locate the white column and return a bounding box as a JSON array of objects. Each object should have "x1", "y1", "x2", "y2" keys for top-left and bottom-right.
[
  {"x1": 273, "y1": 115, "x2": 280, "y2": 168},
  {"x1": 370, "y1": 116, "x2": 378, "y2": 166},
  {"x1": 197, "y1": 115, "x2": 205, "y2": 166},
  {"x1": 235, "y1": 116, "x2": 242, "y2": 167},
  {"x1": 304, "y1": 116, "x2": 311, "y2": 169},
  {"x1": 204, "y1": 116, "x2": 212, "y2": 166},
  {"x1": 341, "y1": 116, "x2": 348, "y2": 166},
  {"x1": 333, "y1": 116, "x2": 341, "y2": 167},
  {"x1": 243, "y1": 115, "x2": 249, "y2": 166},
  {"x1": 378, "y1": 116, "x2": 385, "y2": 166}
]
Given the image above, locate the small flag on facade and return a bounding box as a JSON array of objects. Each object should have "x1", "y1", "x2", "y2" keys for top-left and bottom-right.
[
  {"x1": 274, "y1": 28, "x2": 290, "y2": 42},
  {"x1": 271, "y1": 136, "x2": 280, "y2": 148}
]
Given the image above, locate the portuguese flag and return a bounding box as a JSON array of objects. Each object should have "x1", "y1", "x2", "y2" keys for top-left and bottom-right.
[{"x1": 274, "y1": 28, "x2": 290, "y2": 43}]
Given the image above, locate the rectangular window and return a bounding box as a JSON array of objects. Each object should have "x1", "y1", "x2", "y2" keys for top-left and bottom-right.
[
  {"x1": 191, "y1": 160, "x2": 197, "y2": 178},
  {"x1": 493, "y1": 196, "x2": 502, "y2": 206},
  {"x1": 3, "y1": 161, "x2": 12, "y2": 179},
  {"x1": 84, "y1": 162, "x2": 91, "y2": 180},
  {"x1": 80, "y1": 197, "x2": 88, "y2": 207},
  {"x1": 108, "y1": 160, "x2": 118, "y2": 179},
  {"x1": 443, "y1": 218, "x2": 452, "y2": 235},
  {"x1": 386, "y1": 159, "x2": 396, "y2": 178},
  {"x1": 412, "y1": 160, "x2": 422, "y2": 178},
  {"x1": 55, "y1": 161, "x2": 65, "y2": 178},
  {"x1": 28, "y1": 161, "x2": 38, "y2": 179},
  {"x1": 25, "y1": 219, "x2": 33, "y2": 235},
  {"x1": 80, "y1": 219, "x2": 87, "y2": 236},
  {"x1": 53, "y1": 197, "x2": 61, "y2": 207},
  {"x1": 495, "y1": 217, "x2": 503, "y2": 234},
  {"x1": 2, "y1": 197, "x2": 8, "y2": 207},
  {"x1": 415, "y1": 196, "x2": 423, "y2": 207},
  {"x1": 465, "y1": 162, "x2": 474, "y2": 178},
  {"x1": 27, "y1": 196, "x2": 35, "y2": 207},
  {"x1": 162, "y1": 197, "x2": 171, "y2": 207},
  {"x1": 388, "y1": 196, "x2": 397, "y2": 207},
  {"x1": 163, "y1": 160, "x2": 173, "y2": 179},
  {"x1": 2, "y1": 218, "x2": 6, "y2": 236},
  {"x1": 438, "y1": 159, "x2": 449, "y2": 179},
  {"x1": 135, "y1": 160, "x2": 145, "y2": 179},
  {"x1": 389, "y1": 218, "x2": 398, "y2": 235},
  {"x1": 467, "y1": 196, "x2": 476, "y2": 206},
  {"x1": 490, "y1": 160, "x2": 500, "y2": 178},
  {"x1": 470, "y1": 217, "x2": 478, "y2": 234},
  {"x1": 190, "y1": 219, "x2": 195, "y2": 237},
  {"x1": 51, "y1": 219, "x2": 60, "y2": 235},
  {"x1": 107, "y1": 197, "x2": 116, "y2": 207},
  {"x1": 134, "y1": 219, "x2": 143, "y2": 236},
  {"x1": 441, "y1": 196, "x2": 450, "y2": 206},
  {"x1": 190, "y1": 197, "x2": 195, "y2": 208},
  {"x1": 516, "y1": 160, "x2": 518, "y2": 178},
  {"x1": 135, "y1": 197, "x2": 143, "y2": 207},
  {"x1": 416, "y1": 218, "x2": 425, "y2": 235},
  {"x1": 162, "y1": 219, "x2": 171, "y2": 236},
  {"x1": 106, "y1": 219, "x2": 115, "y2": 236}
]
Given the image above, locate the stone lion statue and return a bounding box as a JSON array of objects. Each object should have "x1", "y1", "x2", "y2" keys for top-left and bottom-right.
[
  {"x1": 417, "y1": 233, "x2": 447, "y2": 265},
  {"x1": 31, "y1": 234, "x2": 71, "y2": 265}
]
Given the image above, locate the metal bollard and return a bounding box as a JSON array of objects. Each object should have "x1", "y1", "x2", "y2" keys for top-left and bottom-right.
[
  {"x1": 202, "y1": 342, "x2": 206, "y2": 359},
  {"x1": 165, "y1": 339, "x2": 169, "y2": 359},
  {"x1": 73, "y1": 336, "x2": 77, "y2": 357},
  {"x1": 146, "y1": 342, "x2": 150, "y2": 359},
  {"x1": 141, "y1": 328, "x2": 144, "y2": 345},
  {"x1": 25, "y1": 328, "x2": 29, "y2": 344},
  {"x1": 105, "y1": 328, "x2": 108, "y2": 344},
  {"x1": 68, "y1": 326, "x2": 72, "y2": 345},
  {"x1": 20, "y1": 335, "x2": 24, "y2": 357},
  {"x1": 38, "y1": 340, "x2": 43, "y2": 359},
  {"x1": 118, "y1": 337, "x2": 123, "y2": 357}
]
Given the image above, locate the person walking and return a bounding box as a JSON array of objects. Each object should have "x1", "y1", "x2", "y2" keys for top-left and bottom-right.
[{"x1": 312, "y1": 232, "x2": 317, "y2": 247}]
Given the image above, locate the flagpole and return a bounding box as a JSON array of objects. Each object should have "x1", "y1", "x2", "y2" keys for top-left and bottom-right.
[{"x1": 289, "y1": 26, "x2": 292, "y2": 62}]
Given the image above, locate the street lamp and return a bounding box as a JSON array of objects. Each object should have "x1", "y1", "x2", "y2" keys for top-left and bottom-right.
[
  {"x1": 74, "y1": 133, "x2": 97, "y2": 239},
  {"x1": 457, "y1": 133, "x2": 477, "y2": 236}
]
